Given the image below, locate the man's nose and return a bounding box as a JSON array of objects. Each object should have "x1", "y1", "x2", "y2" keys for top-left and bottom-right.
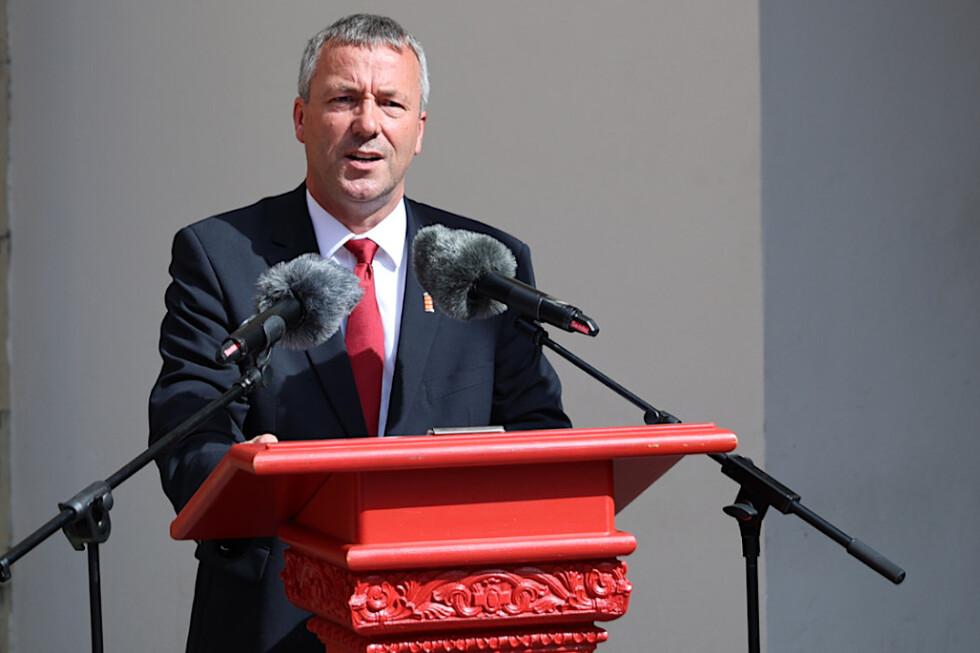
[{"x1": 352, "y1": 100, "x2": 380, "y2": 136}]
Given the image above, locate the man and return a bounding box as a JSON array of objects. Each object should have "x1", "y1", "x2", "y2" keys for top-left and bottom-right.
[{"x1": 149, "y1": 14, "x2": 570, "y2": 652}]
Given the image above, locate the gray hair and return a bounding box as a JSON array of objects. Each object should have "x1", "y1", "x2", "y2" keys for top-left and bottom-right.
[{"x1": 297, "y1": 14, "x2": 430, "y2": 113}]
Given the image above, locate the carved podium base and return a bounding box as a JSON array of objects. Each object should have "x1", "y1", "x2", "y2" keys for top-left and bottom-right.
[
  {"x1": 282, "y1": 550, "x2": 631, "y2": 653},
  {"x1": 170, "y1": 426, "x2": 739, "y2": 652},
  {"x1": 308, "y1": 621, "x2": 609, "y2": 653}
]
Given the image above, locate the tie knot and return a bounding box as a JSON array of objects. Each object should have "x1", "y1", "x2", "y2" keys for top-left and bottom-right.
[{"x1": 345, "y1": 238, "x2": 379, "y2": 265}]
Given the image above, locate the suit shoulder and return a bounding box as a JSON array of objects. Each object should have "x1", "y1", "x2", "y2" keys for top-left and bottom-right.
[
  {"x1": 406, "y1": 198, "x2": 528, "y2": 252},
  {"x1": 181, "y1": 185, "x2": 306, "y2": 238},
  {"x1": 172, "y1": 185, "x2": 310, "y2": 259}
]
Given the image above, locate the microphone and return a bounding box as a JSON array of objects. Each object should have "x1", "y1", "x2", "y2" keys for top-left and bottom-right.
[
  {"x1": 216, "y1": 253, "x2": 363, "y2": 364},
  {"x1": 412, "y1": 225, "x2": 598, "y2": 336}
]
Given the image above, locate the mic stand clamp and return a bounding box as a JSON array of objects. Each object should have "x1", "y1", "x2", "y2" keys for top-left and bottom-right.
[
  {"x1": 55, "y1": 481, "x2": 115, "y2": 653},
  {"x1": 714, "y1": 454, "x2": 800, "y2": 653},
  {"x1": 60, "y1": 481, "x2": 114, "y2": 552}
]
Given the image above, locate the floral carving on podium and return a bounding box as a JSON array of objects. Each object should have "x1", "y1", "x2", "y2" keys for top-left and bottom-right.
[
  {"x1": 282, "y1": 551, "x2": 631, "y2": 633},
  {"x1": 308, "y1": 619, "x2": 609, "y2": 653}
]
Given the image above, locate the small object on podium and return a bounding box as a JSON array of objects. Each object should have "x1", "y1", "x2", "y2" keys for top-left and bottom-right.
[{"x1": 426, "y1": 425, "x2": 505, "y2": 436}]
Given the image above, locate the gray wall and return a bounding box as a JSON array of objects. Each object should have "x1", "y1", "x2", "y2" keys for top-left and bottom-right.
[
  {"x1": 14, "y1": 2, "x2": 978, "y2": 652},
  {"x1": 0, "y1": 0, "x2": 10, "y2": 645},
  {"x1": 6, "y1": 2, "x2": 762, "y2": 651},
  {"x1": 3, "y1": 0, "x2": 762, "y2": 653},
  {"x1": 11, "y1": 1, "x2": 978, "y2": 653},
  {"x1": 762, "y1": 1, "x2": 980, "y2": 651}
]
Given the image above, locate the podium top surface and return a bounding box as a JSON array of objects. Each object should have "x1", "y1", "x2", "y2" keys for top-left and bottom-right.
[
  {"x1": 221, "y1": 423, "x2": 734, "y2": 474},
  {"x1": 171, "y1": 423, "x2": 736, "y2": 541}
]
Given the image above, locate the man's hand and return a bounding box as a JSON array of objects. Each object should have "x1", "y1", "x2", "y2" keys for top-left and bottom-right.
[{"x1": 244, "y1": 434, "x2": 279, "y2": 444}]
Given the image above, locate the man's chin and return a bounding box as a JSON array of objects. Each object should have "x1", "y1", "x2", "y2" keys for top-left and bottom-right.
[
  {"x1": 339, "y1": 179, "x2": 388, "y2": 202},
  {"x1": 310, "y1": 175, "x2": 404, "y2": 220},
  {"x1": 338, "y1": 178, "x2": 404, "y2": 205}
]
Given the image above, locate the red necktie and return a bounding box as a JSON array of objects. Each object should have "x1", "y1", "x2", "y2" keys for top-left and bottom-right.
[{"x1": 344, "y1": 238, "x2": 384, "y2": 436}]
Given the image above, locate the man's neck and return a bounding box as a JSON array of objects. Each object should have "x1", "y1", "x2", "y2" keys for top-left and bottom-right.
[{"x1": 308, "y1": 185, "x2": 405, "y2": 235}]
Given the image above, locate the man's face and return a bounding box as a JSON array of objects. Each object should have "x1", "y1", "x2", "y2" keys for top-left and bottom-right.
[{"x1": 294, "y1": 43, "x2": 426, "y2": 229}]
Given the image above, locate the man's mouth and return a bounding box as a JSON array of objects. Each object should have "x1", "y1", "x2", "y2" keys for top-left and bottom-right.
[{"x1": 347, "y1": 153, "x2": 382, "y2": 162}]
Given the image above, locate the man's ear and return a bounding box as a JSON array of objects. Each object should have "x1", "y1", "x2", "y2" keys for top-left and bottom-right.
[
  {"x1": 414, "y1": 111, "x2": 427, "y2": 155},
  {"x1": 293, "y1": 97, "x2": 306, "y2": 143}
]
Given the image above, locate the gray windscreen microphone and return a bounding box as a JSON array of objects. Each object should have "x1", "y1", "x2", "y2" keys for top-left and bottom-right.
[
  {"x1": 216, "y1": 253, "x2": 363, "y2": 364},
  {"x1": 412, "y1": 224, "x2": 598, "y2": 336}
]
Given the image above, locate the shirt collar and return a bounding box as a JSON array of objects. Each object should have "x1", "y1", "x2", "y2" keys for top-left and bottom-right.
[{"x1": 306, "y1": 190, "x2": 407, "y2": 270}]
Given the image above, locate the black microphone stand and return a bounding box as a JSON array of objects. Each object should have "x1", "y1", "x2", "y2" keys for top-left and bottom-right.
[
  {"x1": 0, "y1": 356, "x2": 270, "y2": 653},
  {"x1": 515, "y1": 317, "x2": 905, "y2": 653},
  {"x1": 514, "y1": 318, "x2": 679, "y2": 426}
]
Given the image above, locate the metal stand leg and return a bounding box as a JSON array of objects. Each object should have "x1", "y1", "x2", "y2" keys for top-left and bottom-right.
[
  {"x1": 724, "y1": 489, "x2": 766, "y2": 653},
  {"x1": 87, "y1": 543, "x2": 103, "y2": 653}
]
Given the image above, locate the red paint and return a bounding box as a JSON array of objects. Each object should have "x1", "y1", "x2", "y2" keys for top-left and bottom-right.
[{"x1": 172, "y1": 423, "x2": 737, "y2": 652}]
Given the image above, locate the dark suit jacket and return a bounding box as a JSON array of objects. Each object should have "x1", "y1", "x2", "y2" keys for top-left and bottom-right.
[{"x1": 149, "y1": 185, "x2": 570, "y2": 652}]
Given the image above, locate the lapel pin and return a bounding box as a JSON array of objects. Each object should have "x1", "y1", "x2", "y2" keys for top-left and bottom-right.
[{"x1": 423, "y1": 292, "x2": 435, "y2": 313}]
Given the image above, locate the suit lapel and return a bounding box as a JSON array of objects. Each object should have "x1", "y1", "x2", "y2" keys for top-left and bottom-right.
[
  {"x1": 268, "y1": 184, "x2": 366, "y2": 437},
  {"x1": 387, "y1": 201, "x2": 442, "y2": 435},
  {"x1": 268, "y1": 184, "x2": 319, "y2": 262},
  {"x1": 306, "y1": 334, "x2": 366, "y2": 437}
]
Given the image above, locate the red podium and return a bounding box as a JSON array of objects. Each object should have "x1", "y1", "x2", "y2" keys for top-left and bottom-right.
[{"x1": 172, "y1": 424, "x2": 737, "y2": 652}]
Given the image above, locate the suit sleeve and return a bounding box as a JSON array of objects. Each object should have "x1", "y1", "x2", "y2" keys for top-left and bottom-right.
[
  {"x1": 489, "y1": 241, "x2": 572, "y2": 431},
  {"x1": 148, "y1": 226, "x2": 251, "y2": 513}
]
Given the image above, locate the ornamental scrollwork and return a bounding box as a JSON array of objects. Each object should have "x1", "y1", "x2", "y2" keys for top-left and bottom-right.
[
  {"x1": 308, "y1": 617, "x2": 609, "y2": 653},
  {"x1": 282, "y1": 551, "x2": 631, "y2": 630}
]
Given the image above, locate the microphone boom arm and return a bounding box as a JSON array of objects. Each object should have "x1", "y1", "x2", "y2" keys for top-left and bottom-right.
[
  {"x1": 0, "y1": 359, "x2": 269, "y2": 653},
  {"x1": 515, "y1": 317, "x2": 676, "y2": 423},
  {"x1": 513, "y1": 316, "x2": 905, "y2": 653}
]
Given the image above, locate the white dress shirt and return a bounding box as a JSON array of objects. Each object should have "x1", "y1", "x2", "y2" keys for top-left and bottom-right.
[{"x1": 306, "y1": 190, "x2": 407, "y2": 436}]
